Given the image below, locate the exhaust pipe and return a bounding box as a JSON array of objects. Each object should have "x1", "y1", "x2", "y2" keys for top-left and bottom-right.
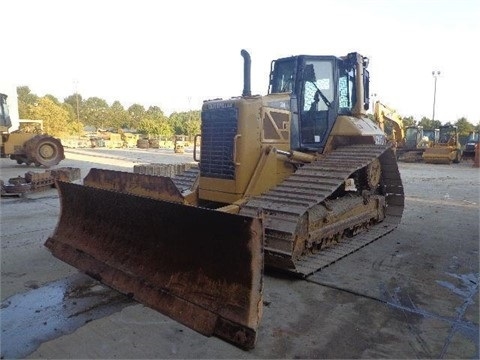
[{"x1": 241, "y1": 49, "x2": 251, "y2": 97}]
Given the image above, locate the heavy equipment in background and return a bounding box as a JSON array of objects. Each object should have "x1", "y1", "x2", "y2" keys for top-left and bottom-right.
[
  {"x1": 372, "y1": 101, "x2": 437, "y2": 162},
  {"x1": 45, "y1": 50, "x2": 404, "y2": 349},
  {"x1": 423, "y1": 124, "x2": 462, "y2": 164},
  {"x1": 462, "y1": 131, "x2": 479, "y2": 160},
  {"x1": 373, "y1": 100, "x2": 404, "y2": 147},
  {"x1": 398, "y1": 125, "x2": 438, "y2": 162},
  {"x1": 0, "y1": 93, "x2": 65, "y2": 167},
  {"x1": 173, "y1": 134, "x2": 187, "y2": 153}
]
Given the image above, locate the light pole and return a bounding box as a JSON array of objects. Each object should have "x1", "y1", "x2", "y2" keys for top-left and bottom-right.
[
  {"x1": 370, "y1": 92, "x2": 377, "y2": 113},
  {"x1": 432, "y1": 71, "x2": 440, "y2": 121},
  {"x1": 74, "y1": 80, "x2": 80, "y2": 122}
]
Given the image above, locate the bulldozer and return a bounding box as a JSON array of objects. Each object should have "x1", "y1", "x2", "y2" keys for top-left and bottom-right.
[
  {"x1": 0, "y1": 93, "x2": 65, "y2": 167},
  {"x1": 45, "y1": 50, "x2": 404, "y2": 349},
  {"x1": 422, "y1": 124, "x2": 462, "y2": 164},
  {"x1": 399, "y1": 125, "x2": 438, "y2": 162}
]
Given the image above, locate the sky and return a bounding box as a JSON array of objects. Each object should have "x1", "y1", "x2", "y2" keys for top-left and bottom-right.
[{"x1": 3, "y1": 0, "x2": 479, "y2": 123}]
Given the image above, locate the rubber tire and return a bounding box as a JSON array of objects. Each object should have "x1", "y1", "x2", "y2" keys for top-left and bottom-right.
[{"x1": 24, "y1": 135, "x2": 65, "y2": 167}]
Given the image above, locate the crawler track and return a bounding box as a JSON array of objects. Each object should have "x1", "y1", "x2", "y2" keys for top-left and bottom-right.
[
  {"x1": 239, "y1": 144, "x2": 404, "y2": 276},
  {"x1": 172, "y1": 165, "x2": 200, "y2": 192}
]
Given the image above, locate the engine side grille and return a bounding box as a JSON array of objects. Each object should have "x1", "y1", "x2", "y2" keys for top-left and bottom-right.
[{"x1": 200, "y1": 107, "x2": 238, "y2": 180}]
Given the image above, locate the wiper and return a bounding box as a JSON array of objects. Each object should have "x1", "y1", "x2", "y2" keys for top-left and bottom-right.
[{"x1": 311, "y1": 82, "x2": 331, "y2": 108}]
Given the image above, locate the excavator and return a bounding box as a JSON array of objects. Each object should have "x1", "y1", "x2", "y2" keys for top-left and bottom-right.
[
  {"x1": 45, "y1": 50, "x2": 404, "y2": 349},
  {"x1": 0, "y1": 93, "x2": 65, "y2": 167},
  {"x1": 423, "y1": 124, "x2": 462, "y2": 164},
  {"x1": 373, "y1": 100, "x2": 405, "y2": 147}
]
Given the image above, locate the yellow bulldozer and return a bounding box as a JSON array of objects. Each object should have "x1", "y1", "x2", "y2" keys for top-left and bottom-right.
[
  {"x1": 45, "y1": 50, "x2": 404, "y2": 349},
  {"x1": 400, "y1": 125, "x2": 438, "y2": 162},
  {"x1": 422, "y1": 124, "x2": 462, "y2": 164},
  {"x1": 0, "y1": 93, "x2": 65, "y2": 167}
]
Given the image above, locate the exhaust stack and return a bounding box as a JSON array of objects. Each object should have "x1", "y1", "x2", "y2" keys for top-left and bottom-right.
[{"x1": 241, "y1": 49, "x2": 251, "y2": 97}]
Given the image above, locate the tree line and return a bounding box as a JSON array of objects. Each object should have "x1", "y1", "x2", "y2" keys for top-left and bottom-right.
[
  {"x1": 17, "y1": 86, "x2": 200, "y2": 138},
  {"x1": 395, "y1": 115, "x2": 479, "y2": 135},
  {"x1": 16, "y1": 86, "x2": 479, "y2": 139}
]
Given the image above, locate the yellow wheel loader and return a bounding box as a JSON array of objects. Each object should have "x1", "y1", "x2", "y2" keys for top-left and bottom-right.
[
  {"x1": 0, "y1": 93, "x2": 65, "y2": 167},
  {"x1": 422, "y1": 125, "x2": 462, "y2": 164},
  {"x1": 45, "y1": 50, "x2": 404, "y2": 349}
]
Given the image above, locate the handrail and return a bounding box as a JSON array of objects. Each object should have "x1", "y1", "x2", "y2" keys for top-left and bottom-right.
[
  {"x1": 233, "y1": 134, "x2": 242, "y2": 166},
  {"x1": 193, "y1": 134, "x2": 201, "y2": 162}
]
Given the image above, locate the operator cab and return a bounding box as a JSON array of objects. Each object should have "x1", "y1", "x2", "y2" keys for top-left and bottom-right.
[
  {"x1": 268, "y1": 53, "x2": 369, "y2": 152},
  {"x1": 0, "y1": 93, "x2": 12, "y2": 129},
  {"x1": 439, "y1": 125, "x2": 457, "y2": 144},
  {"x1": 404, "y1": 126, "x2": 423, "y2": 149}
]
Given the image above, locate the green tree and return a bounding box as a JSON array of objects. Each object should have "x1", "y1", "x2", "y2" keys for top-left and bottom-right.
[
  {"x1": 168, "y1": 112, "x2": 184, "y2": 134},
  {"x1": 60, "y1": 102, "x2": 83, "y2": 135},
  {"x1": 127, "y1": 104, "x2": 146, "y2": 129},
  {"x1": 418, "y1": 117, "x2": 442, "y2": 130},
  {"x1": 168, "y1": 110, "x2": 201, "y2": 136},
  {"x1": 62, "y1": 102, "x2": 77, "y2": 123},
  {"x1": 137, "y1": 117, "x2": 173, "y2": 137},
  {"x1": 44, "y1": 94, "x2": 60, "y2": 105},
  {"x1": 81, "y1": 97, "x2": 109, "y2": 128},
  {"x1": 183, "y1": 110, "x2": 201, "y2": 137},
  {"x1": 146, "y1": 105, "x2": 165, "y2": 120},
  {"x1": 64, "y1": 93, "x2": 83, "y2": 122},
  {"x1": 402, "y1": 116, "x2": 416, "y2": 127},
  {"x1": 454, "y1": 117, "x2": 475, "y2": 135},
  {"x1": 107, "y1": 101, "x2": 129, "y2": 129},
  {"x1": 17, "y1": 86, "x2": 39, "y2": 119},
  {"x1": 28, "y1": 97, "x2": 69, "y2": 136},
  {"x1": 157, "y1": 120, "x2": 174, "y2": 138},
  {"x1": 17, "y1": 86, "x2": 38, "y2": 105}
]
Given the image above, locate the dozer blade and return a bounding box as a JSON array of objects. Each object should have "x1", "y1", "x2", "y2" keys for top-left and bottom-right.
[
  {"x1": 45, "y1": 181, "x2": 264, "y2": 349},
  {"x1": 423, "y1": 148, "x2": 455, "y2": 164},
  {"x1": 83, "y1": 168, "x2": 186, "y2": 203}
]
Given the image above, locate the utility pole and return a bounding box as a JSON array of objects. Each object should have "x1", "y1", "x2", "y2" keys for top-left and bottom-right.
[
  {"x1": 74, "y1": 80, "x2": 80, "y2": 122},
  {"x1": 432, "y1": 71, "x2": 440, "y2": 121}
]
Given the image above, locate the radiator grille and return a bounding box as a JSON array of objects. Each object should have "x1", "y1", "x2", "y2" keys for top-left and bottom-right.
[{"x1": 200, "y1": 107, "x2": 238, "y2": 179}]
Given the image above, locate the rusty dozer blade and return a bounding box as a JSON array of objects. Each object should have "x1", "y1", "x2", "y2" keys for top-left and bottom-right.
[
  {"x1": 83, "y1": 168, "x2": 186, "y2": 203},
  {"x1": 45, "y1": 181, "x2": 264, "y2": 349}
]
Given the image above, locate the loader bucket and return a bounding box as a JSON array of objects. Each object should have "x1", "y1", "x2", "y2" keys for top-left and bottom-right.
[{"x1": 45, "y1": 181, "x2": 264, "y2": 349}]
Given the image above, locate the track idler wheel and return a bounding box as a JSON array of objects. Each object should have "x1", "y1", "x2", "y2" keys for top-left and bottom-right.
[{"x1": 24, "y1": 135, "x2": 65, "y2": 167}]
